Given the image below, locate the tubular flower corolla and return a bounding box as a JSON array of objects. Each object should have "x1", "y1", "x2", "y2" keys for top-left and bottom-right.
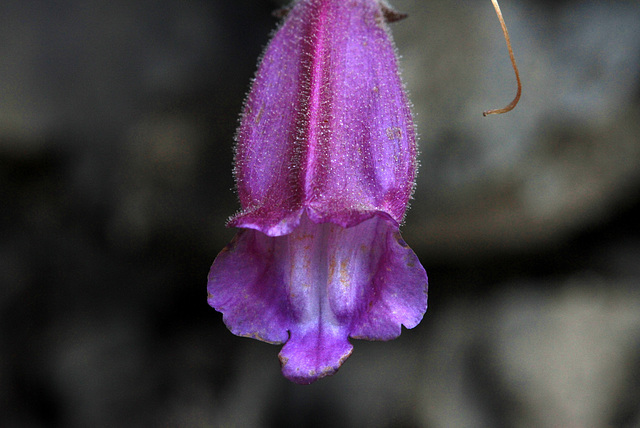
[{"x1": 207, "y1": 0, "x2": 428, "y2": 384}]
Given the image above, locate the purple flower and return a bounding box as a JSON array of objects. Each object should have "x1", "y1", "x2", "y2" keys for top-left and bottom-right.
[{"x1": 208, "y1": 0, "x2": 427, "y2": 384}]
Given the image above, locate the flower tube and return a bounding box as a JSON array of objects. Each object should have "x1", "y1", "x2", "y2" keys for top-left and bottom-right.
[{"x1": 208, "y1": 0, "x2": 428, "y2": 384}]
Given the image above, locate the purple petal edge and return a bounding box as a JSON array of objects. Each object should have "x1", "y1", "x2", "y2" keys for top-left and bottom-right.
[{"x1": 207, "y1": 212, "x2": 428, "y2": 384}]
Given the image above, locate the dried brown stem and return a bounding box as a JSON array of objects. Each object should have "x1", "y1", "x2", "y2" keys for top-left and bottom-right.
[{"x1": 483, "y1": 0, "x2": 522, "y2": 116}]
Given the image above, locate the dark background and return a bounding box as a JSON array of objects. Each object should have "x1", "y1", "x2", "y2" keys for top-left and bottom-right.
[{"x1": 2, "y1": 0, "x2": 639, "y2": 426}]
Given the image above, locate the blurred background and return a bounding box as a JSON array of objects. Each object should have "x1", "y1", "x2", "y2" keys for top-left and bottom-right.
[{"x1": 2, "y1": 0, "x2": 639, "y2": 426}]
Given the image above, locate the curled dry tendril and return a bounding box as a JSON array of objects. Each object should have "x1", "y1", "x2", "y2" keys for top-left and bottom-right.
[{"x1": 483, "y1": 0, "x2": 521, "y2": 116}]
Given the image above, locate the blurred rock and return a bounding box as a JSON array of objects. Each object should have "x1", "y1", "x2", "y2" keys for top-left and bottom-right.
[
  {"x1": 0, "y1": 0, "x2": 222, "y2": 142},
  {"x1": 419, "y1": 277, "x2": 640, "y2": 428},
  {"x1": 394, "y1": 0, "x2": 640, "y2": 260},
  {"x1": 1, "y1": 0, "x2": 640, "y2": 427}
]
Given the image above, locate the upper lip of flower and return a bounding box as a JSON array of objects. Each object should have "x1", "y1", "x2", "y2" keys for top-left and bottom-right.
[{"x1": 231, "y1": 0, "x2": 417, "y2": 236}]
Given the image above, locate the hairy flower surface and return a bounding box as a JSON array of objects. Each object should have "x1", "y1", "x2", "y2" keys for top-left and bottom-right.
[{"x1": 208, "y1": 0, "x2": 428, "y2": 384}]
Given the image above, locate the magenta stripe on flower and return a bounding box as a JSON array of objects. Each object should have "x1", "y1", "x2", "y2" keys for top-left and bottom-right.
[{"x1": 208, "y1": 0, "x2": 427, "y2": 384}]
